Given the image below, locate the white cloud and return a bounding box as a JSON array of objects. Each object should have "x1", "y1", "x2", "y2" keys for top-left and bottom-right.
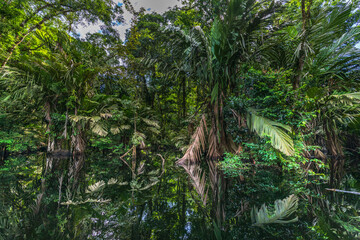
[
  {"x1": 75, "y1": 0, "x2": 181, "y2": 40},
  {"x1": 132, "y1": 0, "x2": 180, "y2": 13}
]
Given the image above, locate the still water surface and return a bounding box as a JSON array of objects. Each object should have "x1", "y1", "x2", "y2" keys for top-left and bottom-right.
[{"x1": 0, "y1": 153, "x2": 359, "y2": 239}]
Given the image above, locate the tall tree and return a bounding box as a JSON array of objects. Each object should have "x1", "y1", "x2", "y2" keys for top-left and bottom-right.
[
  {"x1": 0, "y1": 0, "x2": 123, "y2": 68},
  {"x1": 157, "y1": 0, "x2": 295, "y2": 164}
]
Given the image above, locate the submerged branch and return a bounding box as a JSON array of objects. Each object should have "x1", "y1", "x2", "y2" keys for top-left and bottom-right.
[{"x1": 325, "y1": 188, "x2": 360, "y2": 196}]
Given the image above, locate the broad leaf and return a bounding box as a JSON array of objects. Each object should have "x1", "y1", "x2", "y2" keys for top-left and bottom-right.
[
  {"x1": 247, "y1": 110, "x2": 294, "y2": 156},
  {"x1": 251, "y1": 194, "x2": 299, "y2": 226}
]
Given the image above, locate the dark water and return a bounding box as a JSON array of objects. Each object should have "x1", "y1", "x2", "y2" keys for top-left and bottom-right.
[{"x1": 0, "y1": 153, "x2": 359, "y2": 239}]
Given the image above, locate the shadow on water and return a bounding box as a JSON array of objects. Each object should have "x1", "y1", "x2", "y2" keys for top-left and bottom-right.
[{"x1": 0, "y1": 153, "x2": 359, "y2": 239}]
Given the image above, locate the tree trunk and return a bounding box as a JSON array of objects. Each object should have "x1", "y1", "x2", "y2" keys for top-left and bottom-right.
[
  {"x1": 182, "y1": 77, "x2": 187, "y2": 118},
  {"x1": 68, "y1": 154, "x2": 85, "y2": 193},
  {"x1": 1, "y1": 146, "x2": 6, "y2": 163},
  {"x1": 45, "y1": 101, "x2": 55, "y2": 153},
  {"x1": 141, "y1": 76, "x2": 151, "y2": 105},
  {"x1": 325, "y1": 124, "x2": 344, "y2": 186},
  {"x1": 71, "y1": 106, "x2": 86, "y2": 156},
  {"x1": 208, "y1": 94, "x2": 236, "y2": 160},
  {"x1": 208, "y1": 159, "x2": 226, "y2": 229},
  {"x1": 293, "y1": 0, "x2": 312, "y2": 90}
]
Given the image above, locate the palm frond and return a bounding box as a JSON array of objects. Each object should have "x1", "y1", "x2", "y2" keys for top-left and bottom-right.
[
  {"x1": 119, "y1": 125, "x2": 131, "y2": 130},
  {"x1": 182, "y1": 162, "x2": 208, "y2": 206},
  {"x1": 107, "y1": 178, "x2": 118, "y2": 185},
  {"x1": 251, "y1": 194, "x2": 299, "y2": 226},
  {"x1": 247, "y1": 110, "x2": 294, "y2": 156},
  {"x1": 332, "y1": 92, "x2": 360, "y2": 101},
  {"x1": 311, "y1": 27, "x2": 360, "y2": 77},
  {"x1": 208, "y1": 125, "x2": 221, "y2": 160},
  {"x1": 177, "y1": 115, "x2": 207, "y2": 165},
  {"x1": 147, "y1": 127, "x2": 161, "y2": 135},
  {"x1": 86, "y1": 180, "x2": 105, "y2": 193},
  {"x1": 30, "y1": 193, "x2": 43, "y2": 215},
  {"x1": 110, "y1": 127, "x2": 120, "y2": 135},
  {"x1": 142, "y1": 118, "x2": 160, "y2": 129},
  {"x1": 69, "y1": 115, "x2": 90, "y2": 123},
  {"x1": 61, "y1": 198, "x2": 111, "y2": 205},
  {"x1": 320, "y1": 92, "x2": 360, "y2": 126},
  {"x1": 90, "y1": 122, "x2": 108, "y2": 137},
  {"x1": 100, "y1": 113, "x2": 112, "y2": 119}
]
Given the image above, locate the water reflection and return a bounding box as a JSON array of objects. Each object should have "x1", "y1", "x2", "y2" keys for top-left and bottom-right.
[{"x1": 0, "y1": 154, "x2": 359, "y2": 239}]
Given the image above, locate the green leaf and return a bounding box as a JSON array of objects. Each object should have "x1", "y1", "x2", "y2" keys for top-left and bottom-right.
[
  {"x1": 247, "y1": 110, "x2": 294, "y2": 156},
  {"x1": 251, "y1": 194, "x2": 299, "y2": 226}
]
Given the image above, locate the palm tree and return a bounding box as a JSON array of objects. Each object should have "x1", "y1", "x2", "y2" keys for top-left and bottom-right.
[
  {"x1": 1, "y1": 29, "x2": 118, "y2": 155},
  {"x1": 307, "y1": 90, "x2": 360, "y2": 185},
  {"x1": 305, "y1": 9, "x2": 360, "y2": 184},
  {"x1": 158, "y1": 0, "x2": 295, "y2": 165},
  {"x1": 264, "y1": 2, "x2": 360, "y2": 88},
  {"x1": 263, "y1": 1, "x2": 360, "y2": 184},
  {"x1": 0, "y1": 48, "x2": 66, "y2": 153},
  {"x1": 150, "y1": 0, "x2": 296, "y2": 232},
  {"x1": 37, "y1": 31, "x2": 117, "y2": 155}
]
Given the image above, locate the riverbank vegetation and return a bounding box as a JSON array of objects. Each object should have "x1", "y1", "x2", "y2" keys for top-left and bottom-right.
[{"x1": 1, "y1": 0, "x2": 360, "y2": 239}]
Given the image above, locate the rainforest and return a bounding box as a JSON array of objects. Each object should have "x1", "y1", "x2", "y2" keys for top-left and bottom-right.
[{"x1": 0, "y1": 0, "x2": 360, "y2": 239}]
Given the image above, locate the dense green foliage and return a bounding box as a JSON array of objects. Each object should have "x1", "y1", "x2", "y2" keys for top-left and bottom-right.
[{"x1": 1, "y1": 0, "x2": 360, "y2": 239}]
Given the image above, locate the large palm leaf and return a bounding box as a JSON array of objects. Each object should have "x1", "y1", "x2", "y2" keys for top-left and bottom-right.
[
  {"x1": 247, "y1": 110, "x2": 295, "y2": 156},
  {"x1": 251, "y1": 194, "x2": 299, "y2": 226},
  {"x1": 309, "y1": 27, "x2": 360, "y2": 80},
  {"x1": 177, "y1": 115, "x2": 207, "y2": 164}
]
